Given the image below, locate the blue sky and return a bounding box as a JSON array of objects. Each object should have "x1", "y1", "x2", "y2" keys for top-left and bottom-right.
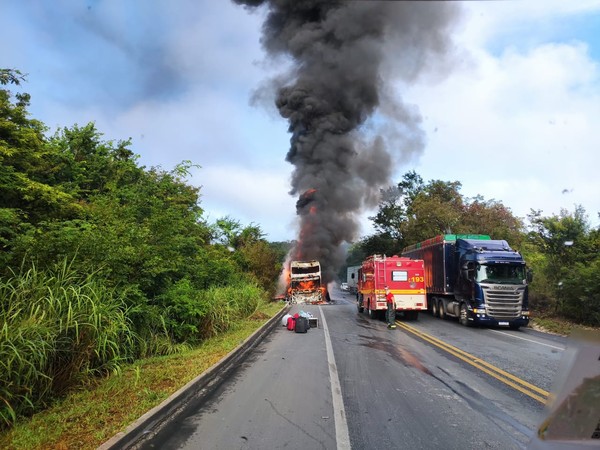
[{"x1": 2, "y1": 1, "x2": 600, "y2": 242}]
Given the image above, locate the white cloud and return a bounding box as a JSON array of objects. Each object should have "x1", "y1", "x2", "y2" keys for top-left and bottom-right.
[
  {"x1": 195, "y1": 165, "x2": 297, "y2": 241},
  {"x1": 459, "y1": 1, "x2": 600, "y2": 48},
  {"x1": 400, "y1": 5, "x2": 600, "y2": 227}
]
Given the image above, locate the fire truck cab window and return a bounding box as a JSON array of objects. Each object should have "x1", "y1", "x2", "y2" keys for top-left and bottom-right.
[{"x1": 391, "y1": 270, "x2": 408, "y2": 282}]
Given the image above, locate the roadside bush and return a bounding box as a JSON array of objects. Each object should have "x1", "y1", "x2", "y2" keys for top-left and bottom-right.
[
  {"x1": 200, "y1": 282, "x2": 266, "y2": 338},
  {"x1": 0, "y1": 260, "x2": 136, "y2": 429},
  {"x1": 559, "y1": 259, "x2": 600, "y2": 327},
  {"x1": 157, "y1": 279, "x2": 267, "y2": 342}
]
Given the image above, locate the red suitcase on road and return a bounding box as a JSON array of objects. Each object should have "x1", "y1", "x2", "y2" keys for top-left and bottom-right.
[{"x1": 286, "y1": 316, "x2": 296, "y2": 331}]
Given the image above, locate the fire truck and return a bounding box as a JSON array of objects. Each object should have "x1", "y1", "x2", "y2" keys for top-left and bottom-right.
[{"x1": 357, "y1": 255, "x2": 427, "y2": 320}]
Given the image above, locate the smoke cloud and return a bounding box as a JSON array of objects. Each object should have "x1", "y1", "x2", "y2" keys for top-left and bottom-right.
[{"x1": 234, "y1": 0, "x2": 462, "y2": 283}]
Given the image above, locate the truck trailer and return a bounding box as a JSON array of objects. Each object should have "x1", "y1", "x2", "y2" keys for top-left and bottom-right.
[
  {"x1": 402, "y1": 234, "x2": 530, "y2": 329},
  {"x1": 357, "y1": 255, "x2": 427, "y2": 320}
]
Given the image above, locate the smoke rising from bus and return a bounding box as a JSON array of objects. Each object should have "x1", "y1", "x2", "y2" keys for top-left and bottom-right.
[{"x1": 234, "y1": 0, "x2": 461, "y2": 282}]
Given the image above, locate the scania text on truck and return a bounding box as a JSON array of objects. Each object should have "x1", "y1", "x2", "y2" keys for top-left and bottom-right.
[
  {"x1": 357, "y1": 255, "x2": 427, "y2": 320},
  {"x1": 402, "y1": 234, "x2": 531, "y2": 329}
]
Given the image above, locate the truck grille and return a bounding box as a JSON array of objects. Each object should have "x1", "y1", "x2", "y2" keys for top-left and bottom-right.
[{"x1": 482, "y1": 286, "x2": 524, "y2": 319}]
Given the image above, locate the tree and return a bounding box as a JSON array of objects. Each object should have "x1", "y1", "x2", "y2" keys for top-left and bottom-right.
[
  {"x1": 527, "y1": 206, "x2": 589, "y2": 283},
  {"x1": 459, "y1": 196, "x2": 524, "y2": 246},
  {"x1": 238, "y1": 239, "x2": 281, "y2": 292},
  {"x1": 402, "y1": 178, "x2": 464, "y2": 243},
  {"x1": 370, "y1": 170, "x2": 424, "y2": 241},
  {"x1": 211, "y1": 216, "x2": 243, "y2": 249},
  {"x1": 0, "y1": 69, "x2": 82, "y2": 268},
  {"x1": 369, "y1": 171, "x2": 464, "y2": 249},
  {"x1": 526, "y1": 205, "x2": 599, "y2": 324}
]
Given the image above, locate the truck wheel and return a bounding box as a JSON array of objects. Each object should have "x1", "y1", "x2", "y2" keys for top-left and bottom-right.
[
  {"x1": 459, "y1": 303, "x2": 473, "y2": 327},
  {"x1": 439, "y1": 301, "x2": 447, "y2": 320},
  {"x1": 431, "y1": 299, "x2": 439, "y2": 318},
  {"x1": 369, "y1": 304, "x2": 377, "y2": 320},
  {"x1": 357, "y1": 295, "x2": 364, "y2": 313}
]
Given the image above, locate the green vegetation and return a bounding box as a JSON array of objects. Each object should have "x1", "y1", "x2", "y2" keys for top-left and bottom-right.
[
  {"x1": 530, "y1": 315, "x2": 576, "y2": 336},
  {"x1": 0, "y1": 69, "x2": 290, "y2": 432},
  {"x1": 0, "y1": 301, "x2": 283, "y2": 450},
  {"x1": 0, "y1": 260, "x2": 135, "y2": 427}
]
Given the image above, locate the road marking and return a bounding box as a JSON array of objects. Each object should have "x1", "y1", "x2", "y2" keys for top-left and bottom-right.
[
  {"x1": 487, "y1": 329, "x2": 565, "y2": 350},
  {"x1": 397, "y1": 321, "x2": 550, "y2": 404},
  {"x1": 319, "y1": 306, "x2": 351, "y2": 450}
]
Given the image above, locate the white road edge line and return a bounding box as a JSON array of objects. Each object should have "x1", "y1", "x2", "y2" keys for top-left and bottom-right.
[
  {"x1": 488, "y1": 329, "x2": 565, "y2": 350},
  {"x1": 319, "y1": 305, "x2": 351, "y2": 450}
]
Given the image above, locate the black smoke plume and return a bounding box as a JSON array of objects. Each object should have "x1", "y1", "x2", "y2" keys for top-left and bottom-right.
[{"x1": 234, "y1": 0, "x2": 461, "y2": 283}]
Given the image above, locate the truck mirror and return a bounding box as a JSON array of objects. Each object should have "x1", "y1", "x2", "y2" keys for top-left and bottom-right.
[
  {"x1": 527, "y1": 269, "x2": 533, "y2": 283},
  {"x1": 461, "y1": 261, "x2": 475, "y2": 280},
  {"x1": 461, "y1": 261, "x2": 475, "y2": 271}
]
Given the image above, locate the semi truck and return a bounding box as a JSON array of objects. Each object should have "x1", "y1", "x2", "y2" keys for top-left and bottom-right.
[
  {"x1": 346, "y1": 265, "x2": 360, "y2": 294},
  {"x1": 287, "y1": 260, "x2": 324, "y2": 304},
  {"x1": 401, "y1": 234, "x2": 530, "y2": 329},
  {"x1": 357, "y1": 255, "x2": 427, "y2": 320}
]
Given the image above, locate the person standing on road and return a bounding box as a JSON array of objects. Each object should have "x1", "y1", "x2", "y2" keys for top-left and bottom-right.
[{"x1": 385, "y1": 286, "x2": 396, "y2": 329}]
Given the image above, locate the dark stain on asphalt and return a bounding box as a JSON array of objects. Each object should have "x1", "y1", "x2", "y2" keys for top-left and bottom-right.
[
  {"x1": 354, "y1": 314, "x2": 379, "y2": 330},
  {"x1": 358, "y1": 334, "x2": 432, "y2": 376}
]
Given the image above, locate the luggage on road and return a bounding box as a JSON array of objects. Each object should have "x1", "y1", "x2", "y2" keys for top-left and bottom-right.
[
  {"x1": 282, "y1": 313, "x2": 292, "y2": 327},
  {"x1": 295, "y1": 316, "x2": 309, "y2": 333},
  {"x1": 286, "y1": 316, "x2": 296, "y2": 331}
]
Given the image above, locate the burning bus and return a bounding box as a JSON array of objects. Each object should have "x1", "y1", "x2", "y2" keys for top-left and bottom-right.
[{"x1": 286, "y1": 260, "x2": 325, "y2": 304}]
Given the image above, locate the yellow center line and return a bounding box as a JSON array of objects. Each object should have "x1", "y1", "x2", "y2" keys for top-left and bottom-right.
[{"x1": 397, "y1": 321, "x2": 550, "y2": 404}]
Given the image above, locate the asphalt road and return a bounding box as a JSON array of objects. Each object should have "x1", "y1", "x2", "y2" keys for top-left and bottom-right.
[{"x1": 140, "y1": 287, "x2": 568, "y2": 450}]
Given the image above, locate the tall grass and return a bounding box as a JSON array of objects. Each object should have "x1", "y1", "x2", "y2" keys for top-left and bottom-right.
[
  {"x1": 200, "y1": 282, "x2": 265, "y2": 338},
  {"x1": 1, "y1": 261, "x2": 269, "y2": 430},
  {"x1": 0, "y1": 259, "x2": 136, "y2": 429},
  {"x1": 158, "y1": 279, "x2": 267, "y2": 341}
]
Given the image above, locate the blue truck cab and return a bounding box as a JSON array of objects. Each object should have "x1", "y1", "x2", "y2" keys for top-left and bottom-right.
[{"x1": 402, "y1": 234, "x2": 530, "y2": 330}]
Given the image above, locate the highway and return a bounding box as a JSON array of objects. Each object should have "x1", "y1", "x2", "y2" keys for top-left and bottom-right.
[{"x1": 140, "y1": 287, "x2": 566, "y2": 450}]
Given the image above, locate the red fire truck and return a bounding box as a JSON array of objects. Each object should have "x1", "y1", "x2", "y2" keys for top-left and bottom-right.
[{"x1": 357, "y1": 255, "x2": 427, "y2": 320}]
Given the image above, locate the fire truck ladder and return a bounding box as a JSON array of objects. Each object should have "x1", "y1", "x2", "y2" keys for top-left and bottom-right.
[{"x1": 376, "y1": 255, "x2": 387, "y2": 289}]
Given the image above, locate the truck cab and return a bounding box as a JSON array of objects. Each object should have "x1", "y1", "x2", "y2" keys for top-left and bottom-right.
[{"x1": 455, "y1": 239, "x2": 530, "y2": 329}]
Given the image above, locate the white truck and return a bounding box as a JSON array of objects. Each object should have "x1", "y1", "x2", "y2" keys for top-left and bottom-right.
[{"x1": 346, "y1": 265, "x2": 360, "y2": 294}]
